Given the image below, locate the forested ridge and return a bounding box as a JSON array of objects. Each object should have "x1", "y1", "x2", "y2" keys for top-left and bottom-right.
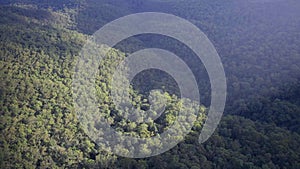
[{"x1": 0, "y1": 0, "x2": 300, "y2": 168}]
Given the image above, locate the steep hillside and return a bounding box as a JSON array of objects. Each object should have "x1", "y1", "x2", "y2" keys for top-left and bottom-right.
[{"x1": 0, "y1": 1, "x2": 300, "y2": 168}]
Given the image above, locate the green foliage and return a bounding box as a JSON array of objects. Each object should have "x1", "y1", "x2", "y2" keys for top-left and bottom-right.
[
  {"x1": 0, "y1": 11, "x2": 115, "y2": 168},
  {"x1": 0, "y1": 1, "x2": 300, "y2": 168},
  {"x1": 0, "y1": 4, "x2": 206, "y2": 168}
]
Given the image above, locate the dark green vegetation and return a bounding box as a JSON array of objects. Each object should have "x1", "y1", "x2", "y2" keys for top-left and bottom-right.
[{"x1": 0, "y1": 0, "x2": 300, "y2": 168}]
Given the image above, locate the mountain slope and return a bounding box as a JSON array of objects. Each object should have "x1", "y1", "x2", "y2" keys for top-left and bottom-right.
[{"x1": 0, "y1": 1, "x2": 300, "y2": 168}]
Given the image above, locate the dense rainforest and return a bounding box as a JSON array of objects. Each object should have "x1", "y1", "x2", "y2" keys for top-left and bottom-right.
[{"x1": 0, "y1": 0, "x2": 300, "y2": 168}]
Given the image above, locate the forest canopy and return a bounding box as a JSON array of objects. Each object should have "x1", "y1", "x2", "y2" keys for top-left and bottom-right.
[{"x1": 0, "y1": 0, "x2": 300, "y2": 168}]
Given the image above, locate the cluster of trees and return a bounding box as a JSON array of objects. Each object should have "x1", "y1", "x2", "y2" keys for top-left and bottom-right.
[
  {"x1": 0, "y1": 0, "x2": 300, "y2": 168},
  {"x1": 0, "y1": 10, "x2": 113, "y2": 168},
  {"x1": 0, "y1": 6, "x2": 206, "y2": 168},
  {"x1": 114, "y1": 115, "x2": 300, "y2": 169}
]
